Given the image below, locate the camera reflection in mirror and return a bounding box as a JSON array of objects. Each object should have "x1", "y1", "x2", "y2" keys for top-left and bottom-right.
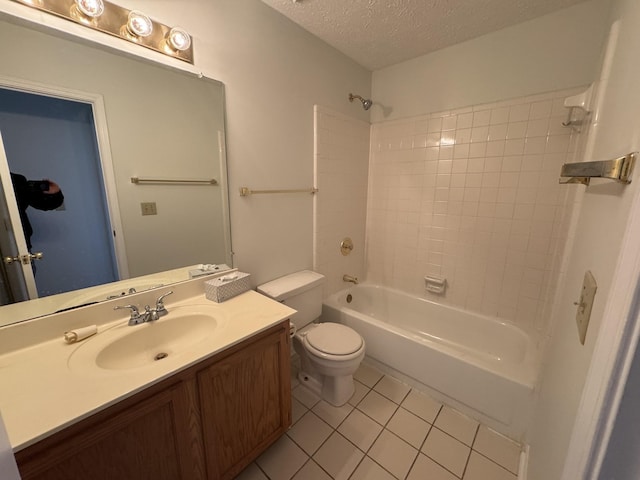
[{"x1": 1, "y1": 91, "x2": 119, "y2": 303}]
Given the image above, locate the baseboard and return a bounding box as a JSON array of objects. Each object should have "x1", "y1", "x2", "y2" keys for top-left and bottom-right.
[{"x1": 519, "y1": 444, "x2": 530, "y2": 479}]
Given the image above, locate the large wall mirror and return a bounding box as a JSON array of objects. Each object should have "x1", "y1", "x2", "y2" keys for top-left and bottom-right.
[{"x1": 0, "y1": 16, "x2": 231, "y2": 327}]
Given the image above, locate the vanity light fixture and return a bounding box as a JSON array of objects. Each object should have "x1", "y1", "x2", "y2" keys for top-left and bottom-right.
[
  {"x1": 11, "y1": 0, "x2": 194, "y2": 63},
  {"x1": 166, "y1": 27, "x2": 191, "y2": 52},
  {"x1": 126, "y1": 10, "x2": 153, "y2": 38},
  {"x1": 74, "y1": 0, "x2": 104, "y2": 18}
]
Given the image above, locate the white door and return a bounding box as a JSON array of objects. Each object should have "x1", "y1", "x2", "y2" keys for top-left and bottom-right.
[{"x1": 0, "y1": 131, "x2": 38, "y2": 302}]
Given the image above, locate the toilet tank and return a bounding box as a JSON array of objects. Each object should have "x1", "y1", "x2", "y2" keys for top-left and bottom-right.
[{"x1": 257, "y1": 270, "x2": 325, "y2": 330}]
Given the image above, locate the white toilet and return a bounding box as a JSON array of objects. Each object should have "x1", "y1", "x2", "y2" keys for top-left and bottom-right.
[{"x1": 257, "y1": 270, "x2": 365, "y2": 406}]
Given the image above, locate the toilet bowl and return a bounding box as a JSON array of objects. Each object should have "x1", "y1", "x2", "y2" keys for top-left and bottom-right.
[
  {"x1": 256, "y1": 270, "x2": 365, "y2": 407},
  {"x1": 293, "y1": 322, "x2": 365, "y2": 406}
]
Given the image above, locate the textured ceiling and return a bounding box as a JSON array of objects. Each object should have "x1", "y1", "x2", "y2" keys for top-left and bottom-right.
[{"x1": 260, "y1": 0, "x2": 590, "y2": 71}]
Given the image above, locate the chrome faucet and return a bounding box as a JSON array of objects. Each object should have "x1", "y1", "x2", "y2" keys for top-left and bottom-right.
[
  {"x1": 343, "y1": 274, "x2": 359, "y2": 284},
  {"x1": 114, "y1": 291, "x2": 173, "y2": 326}
]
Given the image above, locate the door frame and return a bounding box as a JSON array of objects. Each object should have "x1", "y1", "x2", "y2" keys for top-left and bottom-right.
[
  {"x1": 561, "y1": 190, "x2": 640, "y2": 478},
  {"x1": 0, "y1": 74, "x2": 129, "y2": 281},
  {"x1": 0, "y1": 132, "x2": 37, "y2": 299}
]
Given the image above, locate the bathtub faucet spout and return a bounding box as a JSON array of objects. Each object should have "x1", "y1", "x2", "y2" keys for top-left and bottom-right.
[{"x1": 343, "y1": 274, "x2": 359, "y2": 284}]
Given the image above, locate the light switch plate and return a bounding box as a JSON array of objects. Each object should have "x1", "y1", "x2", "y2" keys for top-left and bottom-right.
[
  {"x1": 140, "y1": 202, "x2": 157, "y2": 216},
  {"x1": 576, "y1": 270, "x2": 597, "y2": 345}
]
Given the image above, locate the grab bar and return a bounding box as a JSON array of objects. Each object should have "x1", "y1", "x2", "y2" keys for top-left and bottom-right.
[
  {"x1": 239, "y1": 187, "x2": 318, "y2": 196},
  {"x1": 131, "y1": 177, "x2": 218, "y2": 186},
  {"x1": 559, "y1": 153, "x2": 636, "y2": 186}
]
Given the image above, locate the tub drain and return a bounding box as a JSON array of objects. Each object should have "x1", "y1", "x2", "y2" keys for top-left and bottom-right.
[
  {"x1": 154, "y1": 352, "x2": 169, "y2": 361},
  {"x1": 346, "y1": 294, "x2": 353, "y2": 303}
]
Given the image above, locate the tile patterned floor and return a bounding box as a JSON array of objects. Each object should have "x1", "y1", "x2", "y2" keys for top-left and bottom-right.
[{"x1": 237, "y1": 363, "x2": 521, "y2": 480}]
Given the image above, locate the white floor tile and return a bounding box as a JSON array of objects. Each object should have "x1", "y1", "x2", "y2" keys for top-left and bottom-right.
[
  {"x1": 386, "y1": 407, "x2": 432, "y2": 449},
  {"x1": 291, "y1": 397, "x2": 307, "y2": 425},
  {"x1": 368, "y1": 430, "x2": 418, "y2": 480},
  {"x1": 350, "y1": 457, "x2": 396, "y2": 480},
  {"x1": 357, "y1": 390, "x2": 398, "y2": 425},
  {"x1": 287, "y1": 411, "x2": 333, "y2": 455},
  {"x1": 401, "y1": 389, "x2": 442, "y2": 423},
  {"x1": 292, "y1": 385, "x2": 321, "y2": 409},
  {"x1": 464, "y1": 451, "x2": 517, "y2": 480},
  {"x1": 373, "y1": 375, "x2": 411, "y2": 404},
  {"x1": 434, "y1": 405, "x2": 479, "y2": 446},
  {"x1": 313, "y1": 432, "x2": 364, "y2": 480},
  {"x1": 256, "y1": 435, "x2": 309, "y2": 480},
  {"x1": 337, "y1": 408, "x2": 384, "y2": 452},
  {"x1": 473, "y1": 426, "x2": 521, "y2": 474},
  {"x1": 421, "y1": 427, "x2": 471, "y2": 478},
  {"x1": 354, "y1": 362, "x2": 384, "y2": 387},
  {"x1": 235, "y1": 462, "x2": 268, "y2": 480},
  {"x1": 407, "y1": 454, "x2": 458, "y2": 480},
  {"x1": 312, "y1": 399, "x2": 353, "y2": 428},
  {"x1": 348, "y1": 380, "x2": 370, "y2": 406},
  {"x1": 291, "y1": 460, "x2": 332, "y2": 480}
]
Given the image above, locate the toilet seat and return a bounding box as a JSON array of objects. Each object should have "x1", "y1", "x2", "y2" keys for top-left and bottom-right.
[{"x1": 303, "y1": 323, "x2": 364, "y2": 360}]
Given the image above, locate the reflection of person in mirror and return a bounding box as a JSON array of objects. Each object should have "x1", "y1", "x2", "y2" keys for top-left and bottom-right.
[{"x1": 10, "y1": 173, "x2": 64, "y2": 251}]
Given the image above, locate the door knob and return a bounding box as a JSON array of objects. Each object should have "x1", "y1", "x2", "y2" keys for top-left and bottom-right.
[
  {"x1": 3, "y1": 256, "x2": 19, "y2": 265},
  {"x1": 3, "y1": 252, "x2": 43, "y2": 265}
]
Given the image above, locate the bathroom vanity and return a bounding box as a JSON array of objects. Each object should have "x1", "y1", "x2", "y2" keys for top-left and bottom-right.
[{"x1": 0, "y1": 278, "x2": 295, "y2": 480}]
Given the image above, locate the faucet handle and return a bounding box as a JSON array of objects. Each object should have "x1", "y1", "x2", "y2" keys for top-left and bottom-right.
[
  {"x1": 114, "y1": 304, "x2": 144, "y2": 325},
  {"x1": 155, "y1": 291, "x2": 174, "y2": 315}
]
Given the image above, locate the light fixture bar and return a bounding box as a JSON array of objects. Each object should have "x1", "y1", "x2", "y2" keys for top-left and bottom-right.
[{"x1": 12, "y1": 0, "x2": 194, "y2": 64}]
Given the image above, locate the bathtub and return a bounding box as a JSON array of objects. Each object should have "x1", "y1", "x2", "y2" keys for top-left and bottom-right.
[{"x1": 322, "y1": 284, "x2": 539, "y2": 436}]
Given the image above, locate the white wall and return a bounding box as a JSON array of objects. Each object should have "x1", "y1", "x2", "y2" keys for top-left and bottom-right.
[
  {"x1": 125, "y1": 0, "x2": 372, "y2": 285},
  {"x1": 371, "y1": 0, "x2": 611, "y2": 123},
  {"x1": 527, "y1": 0, "x2": 640, "y2": 477},
  {"x1": 313, "y1": 106, "x2": 370, "y2": 296}
]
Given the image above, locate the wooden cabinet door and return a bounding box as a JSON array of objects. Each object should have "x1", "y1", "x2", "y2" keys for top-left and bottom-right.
[
  {"x1": 198, "y1": 322, "x2": 291, "y2": 480},
  {"x1": 15, "y1": 378, "x2": 206, "y2": 480}
]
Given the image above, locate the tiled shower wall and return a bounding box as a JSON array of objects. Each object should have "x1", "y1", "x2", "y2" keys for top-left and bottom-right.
[
  {"x1": 367, "y1": 88, "x2": 585, "y2": 333},
  {"x1": 314, "y1": 106, "x2": 370, "y2": 296}
]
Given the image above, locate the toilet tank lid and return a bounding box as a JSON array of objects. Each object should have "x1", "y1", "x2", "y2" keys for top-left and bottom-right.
[{"x1": 257, "y1": 270, "x2": 325, "y2": 301}]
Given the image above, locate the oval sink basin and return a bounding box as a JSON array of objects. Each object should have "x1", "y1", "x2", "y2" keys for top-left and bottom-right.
[{"x1": 68, "y1": 304, "x2": 228, "y2": 373}]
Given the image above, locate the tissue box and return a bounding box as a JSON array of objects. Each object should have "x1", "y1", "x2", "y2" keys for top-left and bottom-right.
[{"x1": 205, "y1": 272, "x2": 251, "y2": 302}]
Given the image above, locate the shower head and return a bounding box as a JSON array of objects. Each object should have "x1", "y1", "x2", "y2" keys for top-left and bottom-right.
[{"x1": 349, "y1": 93, "x2": 373, "y2": 111}]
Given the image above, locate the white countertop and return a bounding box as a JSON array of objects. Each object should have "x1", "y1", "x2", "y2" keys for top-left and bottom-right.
[{"x1": 0, "y1": 283, "x2": 295, "y2": 452}]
